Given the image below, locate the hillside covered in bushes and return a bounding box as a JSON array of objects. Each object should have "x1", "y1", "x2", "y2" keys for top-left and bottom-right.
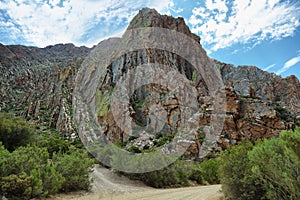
[{"x1": 0, "y1": 112, "x2": 94, "y2": 199}]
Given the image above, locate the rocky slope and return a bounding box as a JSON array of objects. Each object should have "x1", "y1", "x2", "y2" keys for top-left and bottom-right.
[
  {"x1": 0, "y1": 43, "x2": 90, "y2": 138},
  {"x1": 215, "y1": 60, "x2": 300, "y2": 149},
  {"x1": 0, "y1": 8, "x2": 299, "y2": 158}
]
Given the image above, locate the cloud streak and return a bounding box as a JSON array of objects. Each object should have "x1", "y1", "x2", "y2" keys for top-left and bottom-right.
[
  {"x1": 189, "y1": 0, "x2": 300, "y2": 52},
  {"x1": 0, "y1": 0, "x2": 174, "y2": 47},
  {"x1": 276, "y1": 56, "x2": 300, "y2": 75},
  {"x1": 263, "y1": 64, "x2": 276, "y2": 71}
]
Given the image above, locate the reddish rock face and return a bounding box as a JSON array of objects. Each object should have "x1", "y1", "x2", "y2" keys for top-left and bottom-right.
[{"x1": 0, "y1": 8, "x2": 299, "y2": 159}]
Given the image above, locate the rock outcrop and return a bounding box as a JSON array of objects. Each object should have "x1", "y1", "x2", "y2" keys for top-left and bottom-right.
[
  {"x1": 128, "y1": 8, "x2": 200, "y2": 44},
  {"x1": 219, "y1": 60, "x2": 300, "y2": 115},
  {"x1": 0, "y1": 8, "x2": 299, "y2": 159}
]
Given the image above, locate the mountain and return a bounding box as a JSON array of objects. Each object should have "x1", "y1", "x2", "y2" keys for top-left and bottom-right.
[
  {"x1": 0, "y1": 8, "x2": 299, "y2": 159},
  {"x1": 0, "y1": 43, "x2": 90, "y2": 138}
]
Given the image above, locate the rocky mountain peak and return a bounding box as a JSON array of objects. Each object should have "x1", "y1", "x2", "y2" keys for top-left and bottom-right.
[{"x1": 127, "y1": 8, "x2": 200, "y2": 44}]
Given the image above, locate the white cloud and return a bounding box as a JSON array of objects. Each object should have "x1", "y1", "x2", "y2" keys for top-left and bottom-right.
[
  {"x1": 263, "y1": 64, "x2": 276, "y2": 71},
  {"x1": 49, "y1": 0, "x2": 60, "y2": 7},
  {"x1": 189, "y1": 15, "x2": 203, "y2": 26},
  {"x1": 205, "y1": 0, "x2": 228, "y2": 13},
  {"x1": 0, "y1": 20, "x2": 22, "y2": 41},
  {"x1": 276, "y1": 56, "x2": 300, "y2": 75},
  {"x1": 189, "y1": 0, "x2": 300, "y2": 52},
  {"x1": 168, "y1": 1, "x2": 183, "y2": 14},
  {"x1": 0, "y1": 0, "x2": 174, "y2": 47},
  {"x1": 190, "y1": 7, "x2": 210, "y2": 25}
]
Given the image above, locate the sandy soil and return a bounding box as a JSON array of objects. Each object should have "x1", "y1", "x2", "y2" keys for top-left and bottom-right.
[{"x1": 47, "y1": 165, "x2": 224, "y2": 200}]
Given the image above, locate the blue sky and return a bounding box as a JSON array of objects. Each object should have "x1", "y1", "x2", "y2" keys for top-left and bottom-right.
[{"x1": 0, "y1": 0, "x2": 300, "y2": 78}]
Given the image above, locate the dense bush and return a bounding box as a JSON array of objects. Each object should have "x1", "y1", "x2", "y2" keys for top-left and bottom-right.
[
  {"x1": 53, "y1": 149, "x2": 94, "y2": 192},
  {"x1": 0, "y1": 144, "x2": 94, "y2": 199},
  {"x1": 219, "y1": 128, "x2": 300, "y2": 200},
  {"x1": 0, "y1": 112, "x2": 35, "y2": 151},
  {"x1": 0, "y1": 143, "x2": 10, "y2": 178},
  {"x1": 121, "y1": 158, "x2": 220, "y2": 188},
  {"x1": 123, "y1": 160, "x2": 190, "y2": 188},
  {"x1": 249, "y1": 128, "x2": 300, "y2": 200},
  {"x1": 35, "y1": 131, "x2": 71, "y2": 157},
  {"x1": 0, "y1": 144, "x2": 64, "y2": 198},
  {"x1": 219, "y1": 141, "x2": 265, "y2": 200},
  {"x1": 0, "y1": 112, "x2": 94, "y2": 199},
  {"x1": 1, "y1": 172, "x2": 33, "y2": 198},
  {"x1": 199, "y1": 158, "x2": 220, "y2": 184},
  {"x1": 189, "y1": 163, "x2": 204, "y2": 184}
]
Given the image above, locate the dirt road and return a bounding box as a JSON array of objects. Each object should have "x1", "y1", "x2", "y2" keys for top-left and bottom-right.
[
  {"x1": 98, "y1": 185, "x2": 224, "y2": 200},
  {"x1": 48, "y1": 165, "x2": 224, "y2": 200}
]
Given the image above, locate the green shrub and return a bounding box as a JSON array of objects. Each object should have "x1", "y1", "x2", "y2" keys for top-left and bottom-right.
[
  {"x1": 1, "y1": 172, "x2": 33, "y2": 199},
  {"x1": 219, "y1": 141, "x2": 265, "y2": 200},
  {"x1": 128, "y1": 145, "x2": 141, "y2": 153},
  {"x1": 274, "y1": 105, "x2": 292, "y2": 122},
  {"x1": 71, "y1": 137, "x2": 85, "y2": 149},
  {"x1": 53, "y1": 148, "x2": 94, "y2": 192},
  {"x1": 197, "y1": 130, "x2": 206, "y2": 144},
  {"x1": 188, "y1": 163, "x2": 203, "y2": 184},
  {"x1": 122, "y1": 158, "x2": 221, "y2": 188},
  {"x1": 35, "y1": 131, "x2": 70, "y2": 157},
  {"x1": 11, "y1": 146, "x2": 64, "y2": 197},
  {"x1": 125, "y1": 160, "x2": 190, "y2": 188},
  {"x1": 154, "y1": 135, "x2": 174, "y2": 147},
  {"x1": 249, "y1": 128, "x2": 300, "y2": 200},
  {"x1": 186, "y1": 159, "x2": 220, "y2": 185},
  {"x1": 0, "y1": 145, "x2": 64, "y2": 198},
  {"x1": 113, "y1": 154, "x2": 220, "y2": 188},
  {"x1": 89, "y1": 142, "x2": 119, "y2": 167},
  {"x1": 114, "y1": 139, "x2": 125, "y2": 148},
  {"x1": 0, "y1": 112, "x2": 36, "y2": 151},
  {"x1": 0, "y1": 143, "x2": 10, "y2": 178},
  {"x1": 0, "y1": 112, "x2": 94, "y2": 198},
  {"x1": 0, "y1": 143, "x2": 94, "y2": 198},
  {"x1": 199, "y1": 158, "x2": 220, "y2": 184},
  {"x1": 219, "y1": 129, "x2": 300, "y2": 200}
]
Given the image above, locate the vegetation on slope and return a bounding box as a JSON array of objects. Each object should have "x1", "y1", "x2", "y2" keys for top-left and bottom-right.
[{"x1": 0, "y1": 112, "x2": 94, "y2": 199}]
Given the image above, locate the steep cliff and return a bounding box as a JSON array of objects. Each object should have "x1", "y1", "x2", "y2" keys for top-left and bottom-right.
[{"x1": 0, "y1": 8, "x2": 299, "y2": 159}]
